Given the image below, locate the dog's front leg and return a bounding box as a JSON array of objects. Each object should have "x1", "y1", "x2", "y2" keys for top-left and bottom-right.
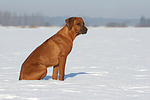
[
  {"x1": 52, "y1": 65, "x2": 59, "y2": 80},
  {"x1": 58, "y1": 56, "x2": 67, "y2": 81}
]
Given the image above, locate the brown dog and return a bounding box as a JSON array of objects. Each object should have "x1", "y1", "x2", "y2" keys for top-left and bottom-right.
[{"x1": 19, "y1": 17, "x2": 88, "y2": 81}]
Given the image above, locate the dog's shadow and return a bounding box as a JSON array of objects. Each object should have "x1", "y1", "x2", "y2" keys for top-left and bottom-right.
[{"x1": 43, "y1": 72, "x2": 88, "y2": 80}]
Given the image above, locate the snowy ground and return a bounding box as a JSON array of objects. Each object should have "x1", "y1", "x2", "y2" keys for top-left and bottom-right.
[{"x1": 0, "y1": 27, "x2": 150, "y2": 100}]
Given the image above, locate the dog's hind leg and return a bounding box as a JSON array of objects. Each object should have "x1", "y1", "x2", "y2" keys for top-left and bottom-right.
[
  {"x1": 21, "y1": 64, "x2": 47, "y2": 80},
  {"x1": 38, "y1": 66, "x2": 47, "y2": 80}
]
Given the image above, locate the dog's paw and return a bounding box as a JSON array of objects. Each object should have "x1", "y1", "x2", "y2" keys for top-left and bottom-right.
[
  {"x1": 59, "y1": 78, "x2": 64, "y2": 81},
  {"x1": 52, "y1": 76, "x2": 57, "y2": 80}
]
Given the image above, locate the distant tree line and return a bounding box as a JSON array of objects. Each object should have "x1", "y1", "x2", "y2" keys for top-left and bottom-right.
[
  {"x1": 0, "y1": 10, "x2": 50, "y2": 27},
  {"x1": 105, "y1": 16, "x2": 150, "y2": 27},
  {"x1": 137, "y1": 16, "x2": 150, "y2": 27},
  {"x1": 106, "y1": 22, "x2": 127, "y2": 27},
  {"x1": 1, "y1": 10, "x2": 150, "y2": 27}
]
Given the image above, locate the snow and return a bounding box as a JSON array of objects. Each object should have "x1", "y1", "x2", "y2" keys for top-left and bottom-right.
[{"x1": 0, "y1": 27, "x2": 150, "y2": 100}]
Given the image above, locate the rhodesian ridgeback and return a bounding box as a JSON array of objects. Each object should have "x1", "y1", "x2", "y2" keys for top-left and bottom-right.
[{"x1": 19, "y1": 17, "x2": 88, "y2": 81}]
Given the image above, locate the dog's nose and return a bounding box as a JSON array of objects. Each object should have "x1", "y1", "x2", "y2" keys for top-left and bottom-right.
[
  {"x1": 85, "y1": 27, "x2": 88, "y2": 32},
  {"x1": 84, "y1": 27, "x2": 88, "y2": 34},
  {"x1": 80, "y1": 26, "x2": 88, "y2": 34}
]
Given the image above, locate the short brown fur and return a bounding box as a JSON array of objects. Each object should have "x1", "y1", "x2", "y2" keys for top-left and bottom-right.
[{"x1": 19, "y1": 17, "x2": 88, "y2": 81}]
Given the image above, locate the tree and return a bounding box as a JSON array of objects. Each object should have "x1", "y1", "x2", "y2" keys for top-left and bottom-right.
[
  {"x1": 23, "y1": 13, "x2": 28, "y2": 26},
  {"x1": 18, "y1": 14, "x2": 22, "y2": 26},
  {"x1": 0, "y1": 10, "x2": 2, "y2": 25},
  {"x1": 1, "y1": 11, "x2": 12, "y2": 26},
  {"x1": 12, "y1": 12, "x2": 17, "y2": 26},
  {"x1": 31, "y1": 13, "x2": 35, "y2": 26},
  {"x1": 34, "y1": 12, "x2": 43, "y2": 26},
  {"x1": 140, "y1": 16, "x2": 146, "y2": 25},
  {"x1": 138, "y1": 16, "x2": 150, "y2": 27}
]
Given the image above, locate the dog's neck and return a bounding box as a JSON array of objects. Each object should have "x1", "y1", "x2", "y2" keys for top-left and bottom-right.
[{"x1": 58, "y1": 26, "x2": 78, "y2": 42}]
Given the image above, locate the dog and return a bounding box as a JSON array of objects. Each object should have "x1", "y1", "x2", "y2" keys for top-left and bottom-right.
[{"x1": 19, "y1": 17, "x2": 88, "y2": 81}]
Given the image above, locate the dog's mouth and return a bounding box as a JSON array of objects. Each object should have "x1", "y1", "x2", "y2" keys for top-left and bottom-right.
[{"x1": 77, "y1": 27, "x2": 88, "y2": 35}]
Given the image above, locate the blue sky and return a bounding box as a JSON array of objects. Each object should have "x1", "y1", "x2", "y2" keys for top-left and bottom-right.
[{"x1": 0, "y1": 0, "x2": 150, "y2": 19}]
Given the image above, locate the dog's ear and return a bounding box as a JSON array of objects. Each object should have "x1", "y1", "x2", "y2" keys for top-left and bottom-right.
[{"x1": 65, "y1": 17, "x2": 76, "y2": 30}]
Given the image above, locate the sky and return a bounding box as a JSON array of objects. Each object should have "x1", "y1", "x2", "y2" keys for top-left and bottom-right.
[{"x1": 0, "y1": 0, "x2": 150, "y2": 19}]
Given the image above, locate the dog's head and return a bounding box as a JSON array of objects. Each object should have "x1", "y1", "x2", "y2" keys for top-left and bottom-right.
[{"x1": 65, "y1": 17, "x2": 88, "y2": 35}]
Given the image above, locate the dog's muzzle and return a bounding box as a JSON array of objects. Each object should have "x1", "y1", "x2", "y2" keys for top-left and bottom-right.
[{"x1": 80, "y1": 26, "x2": 88, "y2": 34}]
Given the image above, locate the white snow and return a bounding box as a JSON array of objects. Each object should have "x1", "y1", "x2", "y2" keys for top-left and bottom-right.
[{"x1": 0, "y1": 27, "x2": 150, "y2": 100}]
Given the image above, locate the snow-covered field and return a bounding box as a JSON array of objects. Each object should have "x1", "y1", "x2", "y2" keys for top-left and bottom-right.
[{"x1": 0, "y1": 27, "x2": 150, "y2": 100}]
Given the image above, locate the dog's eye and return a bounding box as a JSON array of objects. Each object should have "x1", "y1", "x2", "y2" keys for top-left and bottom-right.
[{"x1": 77, "y1": 23, "x2": 81, "y2": 26}]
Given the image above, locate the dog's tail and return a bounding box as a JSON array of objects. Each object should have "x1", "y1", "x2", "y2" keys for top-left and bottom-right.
[
  {"x1": 19, "y1": 70, "x2": 23, "y2": 80},
  {"x1": 19, "y1": 74, "x2": 22, "y2": 80}
]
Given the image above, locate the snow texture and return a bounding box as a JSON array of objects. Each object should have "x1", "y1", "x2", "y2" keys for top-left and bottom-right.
[{"x1": 0, "y1": 27, "x2": 150, "y2": 100}]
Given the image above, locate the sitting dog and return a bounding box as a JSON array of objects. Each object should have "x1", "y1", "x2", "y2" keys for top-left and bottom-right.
[{"x1": 19, "y1": 17, "x2": 88, "y2": 81}]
